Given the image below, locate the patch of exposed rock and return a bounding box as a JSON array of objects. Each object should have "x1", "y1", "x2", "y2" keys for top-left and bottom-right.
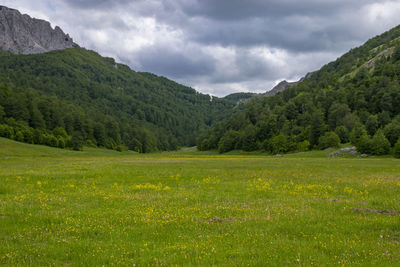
[
  {"x1": 0, "y1": 5, "x2": 78, "y2": 54},
  {"x1": 262, "y1": 72, "x2": 314, "y2": 97}
]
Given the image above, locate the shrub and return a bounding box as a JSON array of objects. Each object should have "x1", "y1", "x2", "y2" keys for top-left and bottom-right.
[
  {"x1": 394, "y1": 138, "x2": 400, "y2": 158},
  {"x1": 116, "y1": 144, "x2": 129, "y2": 152},
  {"x1": 218, "y1": 130, "x2": 240, "y2": 153},
  {"x1": 318, "y1": 132, "x2": 340, "y2": 149},
  {"x1": 356, "y1": 134, "x2": 372, "y2": 154},
  {"x1": 53, "y1": 127, "x2": 69, "y2": 139},
  {"x1": 365, "y1": 115, "x2": 379, "y2": 136},
  {"x1": 0, "y1": 124, "x2": 14, "y2": 139},
  {"x1": 58, "y1": 137, "x2": 66, "y2": 148},
  {"x1": 71, "y1": 131, "x2": 84, "y2": 151},
  {"x1": 383, "y1": 122, "x2": 400, "y2": 146},
  {"x1": 349, "y1": 124, "x2": 367, "y2": 145},
  {"x1": 239, "y1": 126, "x2": 258, "y2": 151},
  {"x1": 85, "y1": 139, "x2": 97, "y2": 148},
  {"x1": 46, "y1": 134, "x2": 59, "y2": 147},
  {"x1": 297, "y1": 140, "x2": 310, "y2": 152},
  {"x1": 0, "y1": 105, "x2": 4, "y2": 123},
  {"x1": 15, "y1": 131, "x2": 24, "y2": 142},
  {"x1": 268, "y1": 133, "x2": 289, "y2": 154},
  {"x1": 21, "y1": 127, "x2": 34, "y2": 144},
  {"x1": 370, "y1": 130, "x2": 391, "y2": 155},
  {"x1": 335, "y1": 126, "x2": 349, "y2": 143}
]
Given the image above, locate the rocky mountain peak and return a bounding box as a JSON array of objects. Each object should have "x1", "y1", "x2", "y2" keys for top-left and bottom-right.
[{"x1": 0, "y1": 5, "x2": 78, "y2": 54}]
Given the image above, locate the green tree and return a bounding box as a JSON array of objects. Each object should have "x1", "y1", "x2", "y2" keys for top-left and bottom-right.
[
  {"x1": 0, "y1": 105, "x2": 5, "y2": 123},
  {"x1": 239, "y1": 125, "x2": 258, "y2": 151},
  {"x1": 335, "y1": 126, "x2": 349, "y2": 143},
  {"x1": 71, "y1": 131, "x2": 84, "y2": 151},
  {"x1": 297, "y1": 140, "x2": 310, "y2": 152},
  {"x1": 365, "y1": 115, "x2": 379, "y2": 136},
  {"x1": 217, "y1": 130, "x2": 240, "y2": 153},
  {"x1": 0, "y1": 124, "x2": 13, "y2": 139},
  {"x1": 318, "y1": 132, "x2": 341, "y2": 149},
  {"x1": 328, "y1": 103, "x2": 351, "y2": 130},
  {"x1": 393, "y1": 138, "x2": 400, "y2": 158},
  {"x1": 29, "y1": 103, "x2": 46, "y2": 129},
  {"x1": 46, "y1": 135, "x2": 59, "y2": 147},
  {"x1": 383, "y1": 121, "x2": 400, "y2": 146},
  {"x1": 268, "y1": 133, "x2": 289, "y2": 154},
  {"x1": 356, "y1": 134, "x2": 372, "y2": 154},
  {"x1": 310, "y1": 111, "x2": 326, "y2": 147},
  {"x1": 15, "y1": 131, "x2": 24, "y2": 142},
  {"x1": 58, "y1": 137, "x2": 66, "y2": 148},
  {"x1": 93, "y1": 123, "x2": 107, "y2": 147},
  {"x1": 350, "y1": 124, "x2": 367, "y2": 146},
  {"x1": 53, "y1": 127, "x2": 68, "y2": 139},
  {"x1": 370, "y1": 130, "x2": 391, "y2": 155}
]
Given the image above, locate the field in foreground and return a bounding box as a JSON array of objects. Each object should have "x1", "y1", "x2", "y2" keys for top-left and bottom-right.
[{"x1": 1, "y1": 138, "x2": 400, "y2": 266}]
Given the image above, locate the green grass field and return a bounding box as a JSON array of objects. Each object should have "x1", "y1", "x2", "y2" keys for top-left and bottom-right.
[{"x1": 1, "y1": 138, "x2": 400, "y2": 266}]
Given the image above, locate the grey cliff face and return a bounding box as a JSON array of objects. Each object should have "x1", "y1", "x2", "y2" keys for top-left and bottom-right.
[
  {"x1": 262, "y1": 80, "x2": 298, "y2": 97},
  {"x1": 262, "y1": 72, "x2": 314, "y2": 97},
  {"x1": 0, "y1": 5, "x2": 77, "y2": 54}
]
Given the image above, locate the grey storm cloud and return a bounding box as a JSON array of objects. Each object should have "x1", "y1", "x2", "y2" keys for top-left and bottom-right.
[
  {"x1": 177, "y1": 0, "x2": 379, "y2": 21},
  {"x1": 134, "y1": 44, "x2": 216, "y2": 79},
  {"x1": 2, "y1": 0, "x2": 400, "y2": 96},
  {"x1": 62, "y1": 0, "x2": 134, "y2": 9}
]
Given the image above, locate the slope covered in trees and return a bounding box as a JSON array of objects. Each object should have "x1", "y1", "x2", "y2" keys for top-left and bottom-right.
[
  {"x1": 0, "y1": 48, "x2": 234, "y2": 152},
  {"x1": 198, "y1": 25, "x2": 400, "y2": 156},
  {"x1": 223, "y1": 92, "x2": 257, "y2": 104}
]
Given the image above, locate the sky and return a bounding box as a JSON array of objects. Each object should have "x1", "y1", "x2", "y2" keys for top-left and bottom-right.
[{"x1": 2, "y1": 0, "x2": 400, "y2": 97}]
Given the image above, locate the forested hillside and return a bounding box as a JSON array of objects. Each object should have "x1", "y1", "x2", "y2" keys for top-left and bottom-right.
[
  {"x1": 0, "y1": 48, "x2": 234, "y2": 152},
  {"x1": 223, "y1": 92, "x2": 256, "y2": 104},
  {"x1": 198, "y1": 25, "x2": 400, "y2": 156}
]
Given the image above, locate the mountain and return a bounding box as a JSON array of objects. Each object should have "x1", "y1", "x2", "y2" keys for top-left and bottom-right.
[
  {"x1": 0, "y1": 6, "x2": 77, "y2": 54},
  {"x1": 0, "y1": 6, "x2": 234, "y2": 152},
  {"x1": 263, "y1": 80, "x2": 296, "y2": 97},
  {"x1": 198, "y1": 25, "x2": 400, "y2": 155},
  {"x1": 223, "y1": 73, "x2": 311, "y2": 105},
  {"x1": 262, "y1": 73, "x2": 314, "y2": 97},
  {"x1": 223, "y1": 92, "x2": 257, "y2": 104}
]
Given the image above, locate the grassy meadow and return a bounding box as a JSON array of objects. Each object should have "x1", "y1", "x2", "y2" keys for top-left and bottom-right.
[{"x1": 1, "y1": 137, "x2": 400, "y2": 266}]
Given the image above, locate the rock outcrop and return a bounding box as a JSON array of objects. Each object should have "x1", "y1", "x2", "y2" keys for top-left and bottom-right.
[
  {"x1": 262, "y1": 72, "x2": 314, "y2": 97},
  {"x1": 263, "y1": 80, "x2": 297, "y2": 97},
  {"x1": 0, "y1": 5, "x2": 77, "y2": 54}
]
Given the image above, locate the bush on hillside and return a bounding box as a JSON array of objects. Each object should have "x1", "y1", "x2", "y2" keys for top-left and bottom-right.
[
  {"x1": 318, "y1": 132, "x2": 341, "y2": 149},
  {"x1": 356, "y1": 134, "x2": 372, "y2": 154},
  {"x1": 384, "y1": 121, "x2": 400, "y2": 146},
  {"x1": 267, "y1": 133, "x2": 290, "y2": 154},
  {"x1": 335, "y1": 126, "x2": 349, "y2": 143},
  {"x1": 394, "y1": 138, "x2": 400, "y2": 158},
  {"x1": 297, "y1": 140, "x2": 310, "y2": 152},
  {"x1": 218, "y1": 130, "x2": 240, "y2": 153},
  {"x1": 370, "y1": 130, "x2": 391, "y2": 155},
  {"x1": 349, "y1": 124, "x2": 367, "y2": 146}
]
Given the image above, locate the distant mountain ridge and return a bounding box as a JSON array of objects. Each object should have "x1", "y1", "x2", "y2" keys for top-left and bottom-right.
[
  {"x1": 198, "y1": 24, "x2": 400, "y2": 155},
  {"x1": 0, "y1": 5, "x2": 77, "y2": 54},
  {"x1": 223, "y1": 73, "x2": 314, "y2": 106},
  {"x1": 0, "y1": 6, "x2": 235, "y2": 152},
  {"x1": 262, "y1": 72, "x2": 314, "y2": 97}
]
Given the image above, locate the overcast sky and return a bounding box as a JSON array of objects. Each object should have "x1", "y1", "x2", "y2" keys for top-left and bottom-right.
[{"x1": 2, "y1": 0, "x2": 400, "y2": 96}]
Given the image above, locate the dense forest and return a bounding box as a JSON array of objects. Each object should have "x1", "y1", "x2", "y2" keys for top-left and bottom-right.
[
  {"x1": 0, "y1": 48, "x2": 234, "y2": 152},
  {"x1": 198, "y1": 25, "x2": 400, "y2": 157}
]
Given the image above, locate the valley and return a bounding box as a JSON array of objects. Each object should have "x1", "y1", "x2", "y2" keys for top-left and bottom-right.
[{"x1": 1, "y1": 138, "x2": 399, "y2": 265}]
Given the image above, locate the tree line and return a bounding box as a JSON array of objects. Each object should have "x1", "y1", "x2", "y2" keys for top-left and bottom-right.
[
  {"x1": 198, "y1": 25, "x2": 400, "y2": 158},
  {"x1": 0, "y1": 48, "x2": 234, "y2": 151}
]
